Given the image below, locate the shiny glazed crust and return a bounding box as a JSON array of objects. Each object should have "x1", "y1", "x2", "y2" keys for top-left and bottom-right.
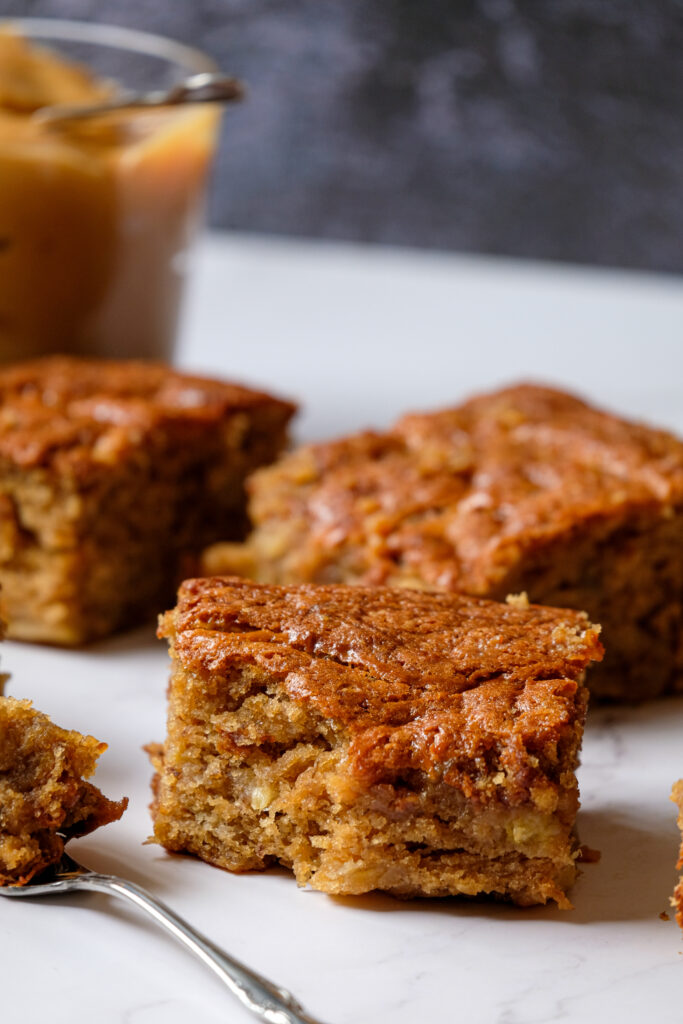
[
  {"x1": 151, "y1": 577, "x2": 602, "y2": 907},
  {"x1": 203, "y1": 383, "x2": 683, "y2": 700}
]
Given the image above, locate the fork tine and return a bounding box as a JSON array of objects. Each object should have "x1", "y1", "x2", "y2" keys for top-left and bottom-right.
[
  {"x1": 55, "y1": 850, "x2": 92, "y2": 877},
  {"x1": 0, "y1": 848, "x2": 91, "y2": 894}
]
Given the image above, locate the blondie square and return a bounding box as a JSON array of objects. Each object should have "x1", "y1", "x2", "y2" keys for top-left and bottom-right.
[
  {"x1": 0, "y1": 696, "x2": 127, "y2": 884},
  {"x1": 672, "y1": 780, "x2": 683, "y2": 929},
  {"x1": 0, "y1": 357, "x2": 294, "y2": 645},
  {"x1": 204, "y1": 384, "x2": 683, "y2": 700},
  {"x1": 151, "y1": 577, "x2": 602, "y2": 908}
]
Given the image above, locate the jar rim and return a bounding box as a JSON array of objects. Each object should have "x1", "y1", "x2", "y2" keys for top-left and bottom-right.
[{"x1": 5, "y1": 17, "x2": 218, "y2": 76}]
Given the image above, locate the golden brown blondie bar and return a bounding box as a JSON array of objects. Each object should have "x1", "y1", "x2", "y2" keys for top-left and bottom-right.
[
  {"x1": 150, "y1": 577, "x2": 602, "y2": 908},
  {"x1": 204, "y1": 384, "x2": 683, "y2": 701},
  {"x1": 0, "y1": 357, "x2": 294, "y2": 644},
  {"x1": 672, "y1": 780, "x2": 683, "y2": 929},
  {"x1": 0, "y1": 696, "x2": 126, "y2": 884}
]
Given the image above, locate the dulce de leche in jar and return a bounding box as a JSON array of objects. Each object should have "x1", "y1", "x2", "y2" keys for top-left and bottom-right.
[{"x1": 0, "y1": 28, "x2": 221, "y2": 363}]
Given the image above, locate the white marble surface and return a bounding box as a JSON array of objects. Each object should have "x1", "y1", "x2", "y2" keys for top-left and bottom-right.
[{"x1": 3, "y1": 234, "x2": 683, "y2": 1023}]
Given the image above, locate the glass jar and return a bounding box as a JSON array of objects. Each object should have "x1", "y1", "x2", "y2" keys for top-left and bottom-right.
[{"x1": 0, "y1": 18, "x2": 223, "y2": 363}]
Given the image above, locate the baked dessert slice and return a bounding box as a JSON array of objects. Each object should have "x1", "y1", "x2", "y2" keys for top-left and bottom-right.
[
  {"x1": 204, "y1": 384, "x2": 683, "y2": 701},
  {"x1": 0, "y1": 357, "x2": 294, "y2": 645},
  {"x1": 0, "y1": 696, "x2": 127, "y2": 885},
  {"x1": 672, "y1": 780, "x2": 683, "y2": 929},
  {"x1": 150, "y1": 577, "x2": 602, "y2": 908}
]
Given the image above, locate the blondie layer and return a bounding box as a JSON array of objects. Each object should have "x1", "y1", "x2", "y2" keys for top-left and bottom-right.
[
  {"x1": 672, "y1": 780, "x2": 683, "y2": 929},
  {"x1": 204, "y1": 384, "x2": 683, "y2": 700},
  {"x1": 0, "y1": 697, "x2": 126, "y2": 885},
  {"x1": 0, "y1": 357, "x2": 294, "y2": 644},
  {"x1": 151, "y1": 577, "x2": 602, "y2": 908}
]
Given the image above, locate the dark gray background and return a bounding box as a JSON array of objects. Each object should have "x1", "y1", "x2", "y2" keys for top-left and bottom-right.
[{"x1": 6, "y1": 0, "x2": 683, "y2": 272}]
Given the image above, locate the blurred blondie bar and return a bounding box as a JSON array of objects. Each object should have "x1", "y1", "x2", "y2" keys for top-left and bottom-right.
[
  {"x1": 0, "y1": 357, "x2": 294, "y2": 644},
  {"x1": 204, "y1": 384, "x2": 683, "y2": 700}
]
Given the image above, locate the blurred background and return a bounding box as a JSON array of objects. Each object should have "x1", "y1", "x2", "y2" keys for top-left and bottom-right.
[{"x1": 7, "y1": 0, "x2": 683, "y2": 274}]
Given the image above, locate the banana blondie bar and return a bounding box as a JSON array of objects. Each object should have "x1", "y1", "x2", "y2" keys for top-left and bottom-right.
[
  {"x1": 0, "y1": 696, "x2": 126, "y2": 885},
  {"x1": 672, "y1": 780, "x2": 683, "y2": 929},
  {"x1": 0, "y1": 357, "x2": 294, "y2": 644},
  {"x1": 204, "y1": 384, "x2": 683, "y2": 700},
  {"x1": 150, "y1": 577, "x2": 602, "y2": 908}
]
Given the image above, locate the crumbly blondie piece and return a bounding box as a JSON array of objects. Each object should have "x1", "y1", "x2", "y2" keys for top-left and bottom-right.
[
  {"x1": 0, "y1": 357, "x2": 294, "y2": 645},
  {"x1": 0, "y1": 697, "x2": 127, "y2": 884},
  {"x1": 151, "y1": 577, "x2": 602, "y2": 908},
  {"x1": 672, "y1": 780, "x2": 683, "y2": 929},
  {"x1": 204, "y1": 384, "x2": 683, "y2": 701}
]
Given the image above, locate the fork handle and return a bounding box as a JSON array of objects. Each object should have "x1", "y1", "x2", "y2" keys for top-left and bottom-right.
[{"x1": 75, "y1": 872, "x2": 328, "y2": 1024}]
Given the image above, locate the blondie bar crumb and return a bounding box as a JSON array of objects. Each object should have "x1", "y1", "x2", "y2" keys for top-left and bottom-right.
[
  {"x1": 150, "y1": 577, "x2": 602, "y2": 908},
  {"x1": 204, "y1": 383, "x2": 683, "y2": 701},
  {"x1": 0, "y1": 357, "x2": 294, "y2": 645},
  {"x1": 0, "y1": 696, "x2": 127, "y2": 885}
]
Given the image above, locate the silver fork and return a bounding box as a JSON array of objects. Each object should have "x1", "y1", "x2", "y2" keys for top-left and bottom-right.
[{"x1": 0, "y1": 850, "x2": 328, "y2": 1024}]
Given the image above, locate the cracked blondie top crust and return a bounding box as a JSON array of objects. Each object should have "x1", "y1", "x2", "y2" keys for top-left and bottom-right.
[
  {"x1": 0, "y1": 697, "x2": 127, "y2": 885},
  {"x1": 672, "y1": 780, "x2": 683, "y2": 929},
  {"x1": 204, "y1": 383, "x2": 683, "y2": 700},
  {"x1": 0, "y1": 356, "x2": 295, "y2": 644},
  {"x1": 0, "y1": 357, "x2": 294, "y2": 477},
  {"x1": 151, "y1": 577, "x2": 602, "y2": 907}
]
